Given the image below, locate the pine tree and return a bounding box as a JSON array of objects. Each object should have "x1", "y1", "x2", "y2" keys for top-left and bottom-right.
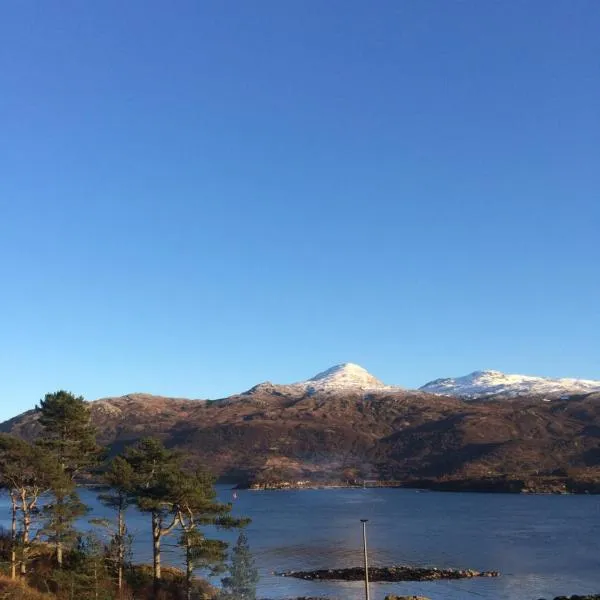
[
  {"x1": 220, "y1": 531, "x2": 259, "y2": 600},
  {"x1": 123, "y1": 437, "x2": 181, "y2": 588},
  {"x1": 97, "y1": 455, "x2": 136, "y2": 594},
  {"x1": 53, "y1": 532, "x2": 114, "y2": 600},
  {"x1": 0, "y1": 434, "x2": 62, "y2": 577},
  {"x1": 37, "y1": 390, "x2": 99, "y2": 477},
  {"x1": 179, "y1": 528, "x2": 228, "y2": 600},
  {"x1": 37, "y1": 390, "x2": 101, "y2": 567},
  {"x1": 171, "y1": 468, "x2": 248, "y2": 600},
  {"x1": 41, "y1": 487, "x2": 89, "y2": 567}
]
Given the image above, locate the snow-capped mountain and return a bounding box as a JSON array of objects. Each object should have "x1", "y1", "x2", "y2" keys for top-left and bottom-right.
[
  {"x1": 420, "y1": 369, "x2": 600, "y2": 399},
  {"x1": 244, "y1": 363, "x2": 401, "y2": 396},
  {"x1": 243, "y1": 364, "x2": 600, "y2": 401},
  {"x1": 298, "y1": 362, "x2": 396, "y2": 393}
]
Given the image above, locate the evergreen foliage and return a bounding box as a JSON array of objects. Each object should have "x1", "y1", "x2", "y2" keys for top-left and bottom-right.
[
  {"x1": 37, "y1": 390, "x2": 100, "y2": 476},
  {"x1": 0, "y1": 392, "x2": 250, "y2": 600},
  {"x1": 220, "y1": 531, "x2": 259, "y2": 600},
  {"x1": 0, "y1": 434, "x2": 63, "y2": 577},
  {"x1": 37, "y1": 390, "x2": 101, "y2": 567},
  {"x1": 123, "y1": 437, "x2": 183, "y2": 586},
  {"x1": 170, "y1": 467, "x2": 248, "y2": 600},
  {"x1": 97, "y1": 455, "x2": 136, "y2": 593}
]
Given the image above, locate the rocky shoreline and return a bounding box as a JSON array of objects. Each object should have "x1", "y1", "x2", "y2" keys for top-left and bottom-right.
[
  {"x1": 276, "y1": 565, "x2": 500, "y2": 582},
  {"x1": 264, "y1": 595, "x2": 600, "y2": 600},
  {"x1": 244, "y1": 475, "x2": 600, "y2": 495}
]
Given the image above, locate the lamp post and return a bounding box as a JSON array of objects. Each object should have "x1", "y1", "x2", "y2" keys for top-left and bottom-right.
[{"x1": 360, "y1": 519, "x2": 370, "y2": 600}]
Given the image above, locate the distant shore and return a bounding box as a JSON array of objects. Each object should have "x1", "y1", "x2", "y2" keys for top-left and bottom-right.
[{"x1": 238, "y1": 476, "x2": 600, "y2": 495}]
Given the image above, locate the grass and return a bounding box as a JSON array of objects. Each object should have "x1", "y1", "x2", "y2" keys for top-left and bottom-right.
[{"x1": 0, "y1": 574, "x2": 55, "y2": 599}]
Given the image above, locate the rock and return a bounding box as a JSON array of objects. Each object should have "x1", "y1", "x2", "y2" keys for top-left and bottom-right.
[
  {"x1": 385, "y1": 596, "x2": 431, "y2": 600},
  {"x1": 275, "y1": 565, "x2": 500, "y2": 582},
  {"x1": 540, "y1": 594, "x2": 600, "y2": 600},
  {"x1": 552, "y1": 596, "x2": 600, "y2": 600}
]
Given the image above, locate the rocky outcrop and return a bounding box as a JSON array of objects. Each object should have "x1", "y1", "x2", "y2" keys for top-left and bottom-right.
[
  {"x1": 276, "y1": 566, "x2": 499, "y2": 582},
  {"x1": 549, "y1": 596, "x2": 600, "y2": 600},
  {"x1": 385, "y1": 596, "x2": 431, "y2": 600}
]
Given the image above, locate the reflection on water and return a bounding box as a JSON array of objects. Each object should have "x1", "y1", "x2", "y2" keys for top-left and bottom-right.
[{"x1": 2, "y1": 487, "x2": 600, "y2": 599}]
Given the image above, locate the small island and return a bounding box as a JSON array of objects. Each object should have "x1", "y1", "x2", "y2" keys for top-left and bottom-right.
[{"x1": 276, "y1": 565, "x2": 500, "y2": 582}]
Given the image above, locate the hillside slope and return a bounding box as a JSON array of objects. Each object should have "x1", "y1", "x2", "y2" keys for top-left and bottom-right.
[{"x1": 3, "y1": 387, "x2": 600, "y2": 487}]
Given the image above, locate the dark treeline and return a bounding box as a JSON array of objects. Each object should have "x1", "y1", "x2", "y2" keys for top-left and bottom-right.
[{"x1": 0, "y1": 391, "x2": 258, "y2": 600}]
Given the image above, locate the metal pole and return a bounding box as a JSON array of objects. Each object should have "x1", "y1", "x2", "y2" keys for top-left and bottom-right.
[{"x1": 361, "y1": 519, "x2": 370, "y2": 600}]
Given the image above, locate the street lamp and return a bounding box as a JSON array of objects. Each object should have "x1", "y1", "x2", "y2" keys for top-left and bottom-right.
[{"x1": 360, "y1": 519, "x2": 370, "y2": 600}]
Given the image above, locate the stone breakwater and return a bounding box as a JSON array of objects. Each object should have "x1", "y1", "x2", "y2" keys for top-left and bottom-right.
[
  {"x1": 276, "y1": 565, "x2": 500, "y2": 582},
  {"x1": 546, "y1": 596, "x2": 600, "y2": 600}
]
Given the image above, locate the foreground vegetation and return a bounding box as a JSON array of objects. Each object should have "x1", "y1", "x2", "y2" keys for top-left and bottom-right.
[{"x1": 0, "y1": 391, "x2": 258, "y2": 599}]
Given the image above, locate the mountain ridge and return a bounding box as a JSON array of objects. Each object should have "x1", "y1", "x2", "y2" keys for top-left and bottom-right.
[
  {"x1": 419, "y1": 369, "x2": 600, "y2": 399},
  {"x1": 2, "y1": 379, "x2": 600, "y2": 490},
  {"x1": 237, "y1": 363, "x2": 600, "y2": 401}
]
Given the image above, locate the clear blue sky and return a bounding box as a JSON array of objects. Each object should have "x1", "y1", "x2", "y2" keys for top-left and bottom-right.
[{"x1": 1, "y1": 1, "x2": 599, "y2": 421}]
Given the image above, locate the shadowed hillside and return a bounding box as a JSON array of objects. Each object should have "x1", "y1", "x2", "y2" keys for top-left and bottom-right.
[{"x1": 3, "y1": 389, "x2": 600, "y2": 489}]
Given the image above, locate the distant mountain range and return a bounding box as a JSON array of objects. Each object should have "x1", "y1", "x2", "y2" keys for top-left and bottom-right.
[
  {"x1": 2, "y1": 362, "x2": 600, "y2": 490},
  {"x1": 243, "y1": 362, "x2": 600, "y2": 400},
  {"x1": 419, "y1": 369, "x2": 600, "y2": 399}
]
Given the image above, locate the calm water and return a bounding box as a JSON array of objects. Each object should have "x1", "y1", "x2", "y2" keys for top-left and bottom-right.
[{"x1": 3, "y1": 487, "x2": 600, "y2": 599}]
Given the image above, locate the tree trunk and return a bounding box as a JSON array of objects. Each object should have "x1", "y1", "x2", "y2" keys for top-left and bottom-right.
[
  {"x1": 21, "y1": 502, "x2": 31, "y2": 576},
  {"x1": 117, "y1": 507, "x2": 124, "y2": 594},
  {"x1": 186, "y1": 537, "x2": 193, "y2": 600},
  {"x1": 94, "y1": 563, "x2": 99, "y2": 600},
  {"x1": 10, "y1": 493, "x2": 17, "y2": 580},
  {"x1": 57, "y1": 542, "x2": 63, "y2": 568},
  {"x1": 152, "y1": 512, "x2": 161, "y2": 585},
  {"x1": 56, "y1": 496, "x2": 64, "y2": 568}
]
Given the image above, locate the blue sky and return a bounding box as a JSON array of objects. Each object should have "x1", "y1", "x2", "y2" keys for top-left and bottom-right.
[{"x1": 1, "y1": 1, "x2": 599, "y2": 421}]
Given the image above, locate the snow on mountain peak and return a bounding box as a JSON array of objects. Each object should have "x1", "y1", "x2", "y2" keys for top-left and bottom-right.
[
  {"x1": 242, "y1": 364, "x2": 600, "y2": 401},
  {"x1": 420, "y1": 369, "x2": 600, "y2": 399},
  {"x1": 240, "y1": 363, "x2": 402, "y2": 397},
  {"x1": 299, "y1": 362, "x2": 396, "y2": 393},
  {"x1": 309, "y1": 363, "x2": 374, "y2": 383}
]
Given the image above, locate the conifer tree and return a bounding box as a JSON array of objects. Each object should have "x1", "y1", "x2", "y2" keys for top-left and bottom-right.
[
  {"x1": 54, "y1": 532, "x2": 114, "y2": 600},
  {"x1": 37, "y1": 390, "x2": 99, "y2": 476},
  {"x1": 97, "y1": 455, "x2": 136, "y2": 594},
  {"x1": 0, "y1": 437, "x2": 20, "y2": 580},
  {"x1": 41, "y1": 486, "x2": 89, "y2": 567},
  {"x1": 220, "y1": 531, "x2": 259, "y2": 600},
  {"x1": 123, "y1": 437, "x2": 181, "y2": 587},
  {"x1": 0, "y1": 434, "x2": 61, "y2": 577},
  {"x1": 171, "y1": 468, "x2": 248, "y2": 600},
  {"x1": 179, "y1": 529, "x2": 228, "y2": 600},
  {"x1": 37, "y1": 390, "x2": 101, "y2": 567}
]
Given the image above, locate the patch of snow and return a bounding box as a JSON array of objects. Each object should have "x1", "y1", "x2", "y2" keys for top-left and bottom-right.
[
  {"x1": 293, "y1": 363, "x2": 402, "y2": 394},
  {"x1": 419, "y1": 369, "x2": 600, "y2": 399},
  {"x1": 244, "y1": 363, "x2": 402, "y2": 396}
]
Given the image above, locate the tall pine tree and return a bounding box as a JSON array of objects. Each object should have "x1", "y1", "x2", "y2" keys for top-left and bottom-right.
[
  {"x1": 0, "y1": 435, "x2": 62, "y2": 577},
  {"x1": 37, "y1": 390, "x2": 101, "y2": 567},
  {"x1": 97, "y1": 455, "x2": 136, "y2": 594},
  {"x1": 220, "y1": 531, "x2": 259, "y2": 600},
  {"x1": 123, "y1": 437, "x2": 181, "y2": 587},
  {"x1": 171, "y1": 467, "x2": 248, "y2": 600}
]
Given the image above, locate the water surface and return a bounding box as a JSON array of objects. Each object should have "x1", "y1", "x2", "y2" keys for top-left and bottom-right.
[{"x1": 3, "y1": 487, "x2": 600, "y2": 599}]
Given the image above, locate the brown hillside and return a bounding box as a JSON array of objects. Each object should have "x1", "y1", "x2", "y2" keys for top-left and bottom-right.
[{"x1": 3, "y1": 389, "x2": 600, "y2": 486}]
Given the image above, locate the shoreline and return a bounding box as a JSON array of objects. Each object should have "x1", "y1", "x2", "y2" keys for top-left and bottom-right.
[{"x1": 238, "y1": 476, "x2": 600, "y2": 495}]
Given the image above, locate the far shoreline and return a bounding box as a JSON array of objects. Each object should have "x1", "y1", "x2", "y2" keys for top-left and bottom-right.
[{"x1": 234, "y1": 476, "x2": 600, "y2": 495}]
